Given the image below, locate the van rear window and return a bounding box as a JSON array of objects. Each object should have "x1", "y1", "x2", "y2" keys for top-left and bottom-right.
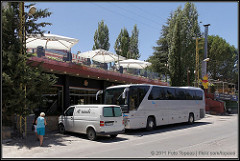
[{"x1": 103, "y1": 107, "x2": 122, "y2": 117}]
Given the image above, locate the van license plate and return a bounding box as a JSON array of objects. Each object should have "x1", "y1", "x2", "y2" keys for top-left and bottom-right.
[{"x1": 105, "y1": 122, "x2": 113, "y2": 126}]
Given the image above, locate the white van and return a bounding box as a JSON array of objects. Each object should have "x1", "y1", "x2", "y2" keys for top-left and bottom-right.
[{"x1": 58, "y1": 105, "x2": 125, "y2": 140}]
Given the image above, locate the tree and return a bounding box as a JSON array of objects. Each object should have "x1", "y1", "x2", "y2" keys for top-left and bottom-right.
[
  {"x1": 168, "y1": 7, "x2": 184, "y2": 86},
  {"x1": 114, "y1": 28, "x2": 130, "y2": 58},
  {"x1": 2, "y1": 2, "x2": 57, "y2": 122},
  {"x1": 149, "y1": 2, "x2": 201, "y2": 86},
  {"x1": 128, "y1": 24, "x2": 140, "y2": 59},
  {"x1": 180, "y1": 2, "x2": 201, "y2": 85},
  {"x1": 207, "y1": 35, "x2": 238, "y2": 83},
  {"x1": 92, "y1": 20, "x2": 110, "y2": 50}
]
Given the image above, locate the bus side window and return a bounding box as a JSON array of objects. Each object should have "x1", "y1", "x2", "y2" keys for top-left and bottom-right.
[
  {"x1": 188, "y1": 90, "x2": 195, "y2": 100},
  {"x1": 175, "y1": 89, "x2": 186, "y2": 100},
  {"x1": 195, "y1": 90, "x2": 203, "y2": 100},
  {"x1": 166, "y1": 88, "x2": 176, "y2": 100}
]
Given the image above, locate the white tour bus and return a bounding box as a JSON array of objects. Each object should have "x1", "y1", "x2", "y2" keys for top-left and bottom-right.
[{"x1": 99, "y1": 84, "x2": 205, "y2": 130}]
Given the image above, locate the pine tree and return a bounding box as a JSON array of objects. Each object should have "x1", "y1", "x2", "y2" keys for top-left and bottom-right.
[
  {"x1": 207, "y1": 35, "x2": 238, "y2": 83},
  {"x1": 92, "y1": 20, "x2": 110, "y2": 50},
  {"x1": 2, "y1": 2, "x2": 57, "y2": 121},
  {"x1": 148, "y1": 21, "x2": 170, "y2": 82}
]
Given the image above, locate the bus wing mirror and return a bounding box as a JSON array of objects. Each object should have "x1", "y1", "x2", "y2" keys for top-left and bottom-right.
[
  {"x1": 96, "y1": 90, "x2": 103, "y2": 100},
  {"x1": 122, "y1": 88, "x2": 129, "y2": 99}
]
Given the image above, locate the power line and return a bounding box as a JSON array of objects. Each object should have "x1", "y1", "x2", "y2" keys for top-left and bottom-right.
[
  {"x1": 130, "y1": 3, "x2": 167, "y2": 22},
  {"x1": 91, "y1": 2, "x2": 161, "y2": 32},
  {"x1": 108, "y1": 3, "x2": 164, "y2": 27}
]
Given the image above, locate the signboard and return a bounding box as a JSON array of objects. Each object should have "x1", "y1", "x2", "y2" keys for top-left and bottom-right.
[{"x1": 215, "y1": 93, "x2": 238, "y2": 101}]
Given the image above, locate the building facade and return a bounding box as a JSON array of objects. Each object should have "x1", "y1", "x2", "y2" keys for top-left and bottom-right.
[{"x1": 28, "y1": 56, "x2": 168, "y2": 115}]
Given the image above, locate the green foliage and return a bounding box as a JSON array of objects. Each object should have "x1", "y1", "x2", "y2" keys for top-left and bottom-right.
[
  {"x1": 114, "y1": 28, "x2": 130, "y2": 58},
  {"x1": 168, "y1": 7, "x2": 184, "y2": 86},
  {"x1": 207, "y1": 35, "x2": 238, "y2": 83},
  {"x1": 2, "y1": 2, "x2": 57, "y2": 117},
  {"x1": 25, "y1": 3, "x2": 52, "y2": 35},
  {"x1": 128, "y1": 24, "x2": 140, "y2": 59},
  {"x1": 148, "y1": 24, "x2": 169, "y2": 80},
  {"x1": 92, "y1": 20, "x2": 110, "y2": 50},
  {"x1": 149, "y1": 2, "x2": 201, "y2": 86},
  {"x1": 114, "y1": 25, "x2": 140, "y2": 59}
]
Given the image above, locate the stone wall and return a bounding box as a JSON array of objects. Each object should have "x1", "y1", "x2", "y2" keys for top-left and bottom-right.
[{"x1": 2, "y1": 126, "x2": 14, "y2": 140}]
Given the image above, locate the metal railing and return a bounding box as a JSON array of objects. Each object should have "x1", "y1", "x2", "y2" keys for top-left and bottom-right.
[{"x1": 28, "y1": 49, "x2": 164, "y2": 81}]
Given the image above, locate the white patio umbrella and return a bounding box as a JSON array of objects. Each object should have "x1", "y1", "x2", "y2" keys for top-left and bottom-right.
[
  {"x1": 78, "y1": 49, "x2": 126, "y2": 63},
  {"x1": 26, "y1": 33, "x2": 79, "y2": 51},
  {"x1": 118, "y1": 59, "x2": 152, "y2": 69}
]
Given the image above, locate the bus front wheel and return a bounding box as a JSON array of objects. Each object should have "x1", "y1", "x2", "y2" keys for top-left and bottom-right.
[{"x1": 146, "y1": 117, "x2": 156, "y2": 131}]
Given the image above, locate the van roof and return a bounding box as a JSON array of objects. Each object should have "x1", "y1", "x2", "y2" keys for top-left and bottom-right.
[{"x1": 73, "y1": 104, "x2": 120, "y2": 108}]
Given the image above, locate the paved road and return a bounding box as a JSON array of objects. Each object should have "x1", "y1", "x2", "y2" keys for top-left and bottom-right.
[{"x1": 2, "y1": 114, "x2": 238, "y2": 158}]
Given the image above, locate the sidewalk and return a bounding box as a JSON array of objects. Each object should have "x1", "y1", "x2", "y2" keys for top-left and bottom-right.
[{"x1": 2, "y1": 130, "x2": 86, "y2": 158}]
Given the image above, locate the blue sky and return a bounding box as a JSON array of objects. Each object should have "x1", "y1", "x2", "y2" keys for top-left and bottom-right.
[{"x1": 31, "y1": 2, "x2": 238, "y2": 61}]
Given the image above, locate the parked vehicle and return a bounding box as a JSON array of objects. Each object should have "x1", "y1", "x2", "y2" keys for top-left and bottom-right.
[
  {"x1": 58, "y1": 105, "x2": 125, "y2": 140},
  {"x1": 99, "y1": 84, "x2": 205, "y2": 130}
]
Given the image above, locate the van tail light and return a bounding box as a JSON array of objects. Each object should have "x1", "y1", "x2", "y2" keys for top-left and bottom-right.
[
  {"x1": 100, "y1": 121, "x2": 104, "y2": 127},
  {"x1": 122, "y1": 120, "x2": 124, "y2": 125}
]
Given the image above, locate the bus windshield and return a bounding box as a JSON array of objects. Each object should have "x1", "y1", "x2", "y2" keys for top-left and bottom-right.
[{"x1": 104, "y1": 87, "x2": 129, "y2": 113}]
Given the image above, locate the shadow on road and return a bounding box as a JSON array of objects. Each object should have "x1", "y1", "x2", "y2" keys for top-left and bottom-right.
[
  {"x1": 3, "y1": 121, "x2": 212, "y2": 149},
  {"x1": 64, "y1": 132, "x2": 128, "y2": 143},
  {"x1": 124, "y1": 121, "x2": 212, "y2": 137},
  {"x1": 3, "y1": 131, "x2": 69, "y2": 149},
  {"x1": 95, "y1": 136, "x2": 128, "y2": 143}
]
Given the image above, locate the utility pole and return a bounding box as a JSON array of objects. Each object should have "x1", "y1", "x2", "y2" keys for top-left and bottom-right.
[
  {"x1": 202, "y1": 24, "x2": 210, "y2": 78},
  {"x1": 18, "y1": 2, "x2": 36, "y2": 138}
]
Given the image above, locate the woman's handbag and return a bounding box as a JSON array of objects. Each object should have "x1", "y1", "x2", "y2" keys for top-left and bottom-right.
[{"x1": 32, "y1": 124, "x2": 35, "y2": 131}]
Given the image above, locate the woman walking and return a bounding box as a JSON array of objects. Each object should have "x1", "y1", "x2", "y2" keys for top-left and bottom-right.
[{"x1": 36, "y1": 112, "x2": 47, "y2": 146}]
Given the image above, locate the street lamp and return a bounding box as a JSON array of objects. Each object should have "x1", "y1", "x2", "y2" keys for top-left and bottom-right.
[
  {"x1": 194, "y1": 58, "x2": 210, "y2": 87},
  {"x1": 29, "y1": 5, "x2": 36, "y2": 16},
  {"x1": 203, "y1": 58, "x2": 210, "y2": 62},
  {"x1": 19, "y1": 3, "x2": 36, "y2": 57}
]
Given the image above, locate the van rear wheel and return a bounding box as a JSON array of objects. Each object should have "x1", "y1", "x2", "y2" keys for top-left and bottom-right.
[
  {"x1": 87, "y1": 128, "x2": 97, "y2": 141},
  {"x1": 58, "y1": 124, "x2": 65, "y2": 134}
]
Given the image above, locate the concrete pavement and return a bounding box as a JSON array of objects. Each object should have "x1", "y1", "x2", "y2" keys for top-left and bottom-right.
[{"x1": 2, "y1": 114, "x2": 238, "y2": 158}]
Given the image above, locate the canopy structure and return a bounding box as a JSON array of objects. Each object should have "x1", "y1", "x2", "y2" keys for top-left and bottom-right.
[
  {"x1": 118, "y1": 59, "x2": 152, "y2": 69},
  {"x1": 78, "y1": 49, "x2": 126, "y2": 63},
  {"x1": 26, "y1": 33, "x2": 79, "y2": 51}
]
